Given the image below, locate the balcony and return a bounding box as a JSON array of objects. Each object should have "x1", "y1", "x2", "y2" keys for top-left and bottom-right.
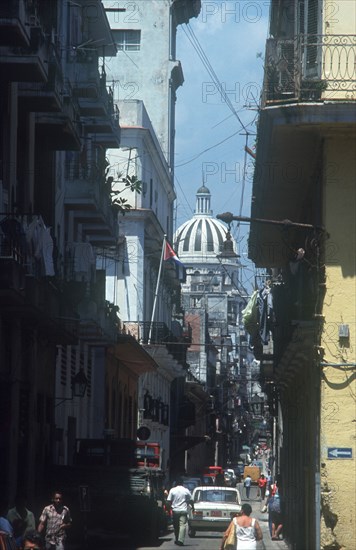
[
  {"x1": 35, "y1": 93, "x2": 82, "y2": 151},
  {"x1": 124, "y1": 321, "x2": 190, "y2": 366},
  {"x1": 0, "y1": 240, "x2": 78, "y2": 344},
  {"x1": 0, "y1": 232, "x2": 26, "y2": 298},
  {"x1": 263, "y1": 35, "x2": 356, "y2": 106},
  {"x1": 18, "y1": 47, "x2": 64, "y2": 112},
  {"x1": 0, "y1": 22, "x2": 50, "y2": 82},
  {"x1": 64, "y1": 162, "x2": 117, "y2": 245},
  {"x1": 82, "y1": 102, "x2": 121, "y2": 148},
  {"x1": 0, "y1": 0, "x2": 31, "y2": 47}
]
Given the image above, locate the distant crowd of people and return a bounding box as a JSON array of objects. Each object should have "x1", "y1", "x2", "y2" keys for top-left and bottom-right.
[{"x1": 0, "y1": 491, "x2": 71, "y2": 550}]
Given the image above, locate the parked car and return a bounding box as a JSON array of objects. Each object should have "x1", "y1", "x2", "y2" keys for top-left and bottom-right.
[{"x1": 188, "y1": 485, "x2": 242, "y2": 537}]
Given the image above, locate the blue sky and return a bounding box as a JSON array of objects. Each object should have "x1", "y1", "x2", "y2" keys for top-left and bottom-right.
[{"x1": 174, "y1": 1, "x2": 270, "y2": 289}]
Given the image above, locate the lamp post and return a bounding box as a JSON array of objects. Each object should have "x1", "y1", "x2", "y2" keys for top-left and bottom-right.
[{"x1": 55, "y1": 368, "x2": 88, "y2": 407}]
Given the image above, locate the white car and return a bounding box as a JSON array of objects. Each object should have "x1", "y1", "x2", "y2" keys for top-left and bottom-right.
[
  {"x1": 188, "y1": 486, "x2": 242, "y2": 537},
  {"x1": 224, "y1": 468, "x2": 237, "y2": 486}
]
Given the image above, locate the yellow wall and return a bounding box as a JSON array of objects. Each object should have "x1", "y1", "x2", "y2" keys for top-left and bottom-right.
[
  {"x1": 320, "y1": 136, "x2": 356, "y2": 549},
  {"x1": 322, "y1": 1, "x2": 356, "y2": 101},
  {"x1": 324, "y1": 0, "x2": 356, "y2": 36}
]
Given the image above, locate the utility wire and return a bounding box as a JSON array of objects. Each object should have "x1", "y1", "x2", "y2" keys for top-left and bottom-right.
[{"x1": 182, "y1": 23, "x2": 250, "y2": 135}]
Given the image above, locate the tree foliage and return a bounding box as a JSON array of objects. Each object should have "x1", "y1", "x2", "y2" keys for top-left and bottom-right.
[{"x1": 104, "y1": 159, "x2": 142, "y2": 215}]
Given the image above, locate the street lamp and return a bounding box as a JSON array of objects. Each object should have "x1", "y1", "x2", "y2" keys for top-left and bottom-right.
[
  {"x1": 72, "y1": 368, "x2": 88, "y2": 397},
  {"x1": 55, "y1": 368, "x2": 88, "y2": 406}
]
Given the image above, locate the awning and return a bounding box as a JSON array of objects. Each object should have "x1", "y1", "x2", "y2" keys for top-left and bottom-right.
[{"x1": 112, "y1": 334, "x2": 158, "y2": 375}]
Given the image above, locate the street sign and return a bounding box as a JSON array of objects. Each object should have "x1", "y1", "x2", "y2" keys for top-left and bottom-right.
[{"x1": 327, "y1": 447, "x2": 353, "y2": 460}]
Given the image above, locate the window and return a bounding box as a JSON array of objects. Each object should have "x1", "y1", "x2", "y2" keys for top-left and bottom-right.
[{"x1": 113, "y1": 29, "x2": 141, "y2": 51}]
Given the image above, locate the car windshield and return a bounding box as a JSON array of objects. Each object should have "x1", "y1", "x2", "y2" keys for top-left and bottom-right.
[{"x1": 194, "y1": 489, "x2": 237, "y2": 503}]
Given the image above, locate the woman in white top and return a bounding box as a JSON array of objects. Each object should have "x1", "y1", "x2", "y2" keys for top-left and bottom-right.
[{"x1": 220, "y1": 503, "x2": 263, "y2": 550}]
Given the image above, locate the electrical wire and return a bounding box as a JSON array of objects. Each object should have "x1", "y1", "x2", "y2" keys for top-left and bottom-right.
[
  {"x1": 182, "y1": 23, "x2": 250, "y2": 135},
  {"x1": 175, "y1": 129, "x2": 242, "y2": 168}
]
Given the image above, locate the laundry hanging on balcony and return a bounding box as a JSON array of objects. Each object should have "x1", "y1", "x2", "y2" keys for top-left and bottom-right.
[
  {"x1": 242, "y1": 289, "x2": 259, "y2": 335},
  {"x1": 242, "y1": 286, "x2": 274, "y2": 353},
  {"x1": 26, "y1": 216, "x2": 55, "y2": 277},
  {"x1": 71, "y1": 242, "x2": 96, "y2": 282}
]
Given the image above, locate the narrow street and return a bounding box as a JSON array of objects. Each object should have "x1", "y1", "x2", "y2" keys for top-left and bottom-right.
[{"x1": 67, "y1": 486, "x2": 289, "y2": 550}]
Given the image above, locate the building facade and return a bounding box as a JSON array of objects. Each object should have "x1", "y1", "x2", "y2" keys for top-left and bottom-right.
[
  {"x1": 0, "y1": 0, "x2": 131, "y2": 501},
  {"x1": 249, "y1": 1, "x2": 356, "y2": 548},
  {"x1": 102, "y1": 1, "x2": 202, "y2": 479}
]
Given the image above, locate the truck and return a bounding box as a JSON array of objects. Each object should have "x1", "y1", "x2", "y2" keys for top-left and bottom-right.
[
  {"x1": 243, "y1": 465, "x2": 261, "y2": 484},
  {"x1": 47, "y1": 438, "x2": 167, "y2": 545}
]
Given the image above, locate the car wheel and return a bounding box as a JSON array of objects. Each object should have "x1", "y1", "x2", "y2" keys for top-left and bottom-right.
[{"x1": 188, "y1": 528, "x2": 196, "y2": 538}]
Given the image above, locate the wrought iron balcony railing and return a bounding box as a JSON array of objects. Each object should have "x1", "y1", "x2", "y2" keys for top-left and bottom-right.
[
  {"x1": 263, "y1": 34, "x2": 356, "y2": 105},
  {"x1": 124, "y1": 321, "x2": 190, "y2": 365}
]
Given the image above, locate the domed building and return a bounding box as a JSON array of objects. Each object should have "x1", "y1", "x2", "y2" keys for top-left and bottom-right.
[
  {"x1": 174, "y1": 185, "x2": 240, "y2": 290},
  {"x1": 174, "y1": 184, "x2": 241, "y2": 387},
  {"x1": 175, "y1": 185, "x2": 236, "y2": 260},
  {"x1": 174, "y1": 185, "x2": 247, "y2": 470}
]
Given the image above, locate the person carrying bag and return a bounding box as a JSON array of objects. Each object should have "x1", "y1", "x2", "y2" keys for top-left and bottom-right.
[
  {"x1": 220, "y1": 504, "x2": 263, "y2": 550},
  {"x1": 220, "y1": 518, "x2": 236, "y2": 550}
]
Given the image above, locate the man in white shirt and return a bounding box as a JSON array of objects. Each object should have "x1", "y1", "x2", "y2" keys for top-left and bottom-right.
[{"x1": 166, "y1": 478, "x2": 194, "y2": 546}]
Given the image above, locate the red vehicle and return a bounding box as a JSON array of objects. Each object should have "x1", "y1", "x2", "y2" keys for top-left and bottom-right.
[
  {"x1": 203, "y1": 466, "x2": 223, "y2": 483},
  {"x1": 135, "y1": 442, "x2": 161, "y2": 468}
]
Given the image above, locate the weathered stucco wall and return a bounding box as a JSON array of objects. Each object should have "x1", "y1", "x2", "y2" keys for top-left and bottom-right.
[{"x1": 320, "y1": 136, "x2": 356, "y2": 550}]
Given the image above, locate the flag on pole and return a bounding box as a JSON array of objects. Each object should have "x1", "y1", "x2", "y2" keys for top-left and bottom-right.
[{"x1": 164, "y1": 241, "x2": 186, "y2": 282}]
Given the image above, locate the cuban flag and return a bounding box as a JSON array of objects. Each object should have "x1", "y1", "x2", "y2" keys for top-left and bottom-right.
[{"x1": 164, "y1": 241, "x2": 186, "y2": 282}]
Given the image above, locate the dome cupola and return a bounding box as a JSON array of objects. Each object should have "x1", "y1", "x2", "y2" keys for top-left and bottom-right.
[{"x1": 174, "y1": 186, "x2": 238, "y2": 263}]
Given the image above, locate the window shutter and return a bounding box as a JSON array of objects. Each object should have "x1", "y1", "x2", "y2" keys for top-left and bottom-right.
[{"x1": 305, "y1": 0, "x2": 321, "y2": 77}]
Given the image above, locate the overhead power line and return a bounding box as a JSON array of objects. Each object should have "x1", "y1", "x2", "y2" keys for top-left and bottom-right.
[{"x1": 182, "y1": 23, "x2": 250, "y2": 135}]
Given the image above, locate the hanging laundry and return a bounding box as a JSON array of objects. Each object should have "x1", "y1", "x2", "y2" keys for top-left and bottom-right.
[
  {"x1": 25, "y1": 217, "x2": 55, "y2": 276},
  {"x1": 73, "y1": 242, "x2": 96, "y2": 282},
  {"x1": 257, "y1": 286, "x2": 274, "y2": 345},
  {"x1": 242, "y1": 289, "x2": 259, "y2": 336}
]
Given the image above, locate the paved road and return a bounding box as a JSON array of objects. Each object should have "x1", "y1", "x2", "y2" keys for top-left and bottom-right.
[{"x1": 67, "y1": 487, "x2": 289, "y2": 550}]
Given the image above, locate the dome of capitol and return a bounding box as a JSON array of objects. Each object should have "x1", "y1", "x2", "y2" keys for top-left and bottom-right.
[{"x1": 174, "y1": 186, "x2": 237, "y2": 263}]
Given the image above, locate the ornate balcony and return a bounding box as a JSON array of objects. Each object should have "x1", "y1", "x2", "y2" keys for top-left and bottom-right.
[{"x1": 263, "y1": 34, "x2": 356, "y2": 105}]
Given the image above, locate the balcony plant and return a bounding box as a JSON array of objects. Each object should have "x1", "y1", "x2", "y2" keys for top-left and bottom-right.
[{"x1": 300, "y1": 79, "x2": 328, "y2": 101}]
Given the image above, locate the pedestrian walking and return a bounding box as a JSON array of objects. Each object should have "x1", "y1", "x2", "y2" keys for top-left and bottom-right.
[
  {"x1": 257, "y1": 474, "x2": 267, "y2": 500},
  {"x1": 0, "y1": 499, "x2": 14, "y2": 536},
  {"x1": 166, "y1": 477, "x2": 194, "y2": 546},
  {"x1": 266, "y1": 480, "x2": 283, "y2": 540},
  {"x1": 37, "y1": 491, "x2": 71, "y2": 550},
  {"x1": 8, "y1": 494, "x2": 36, "y2": 547},
  {"x1": 220, "y1": 503, "x2": 263, "y2": 550},
  {"x1": 243, "y1": 475, "x2": 252, "y2": 499}
]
